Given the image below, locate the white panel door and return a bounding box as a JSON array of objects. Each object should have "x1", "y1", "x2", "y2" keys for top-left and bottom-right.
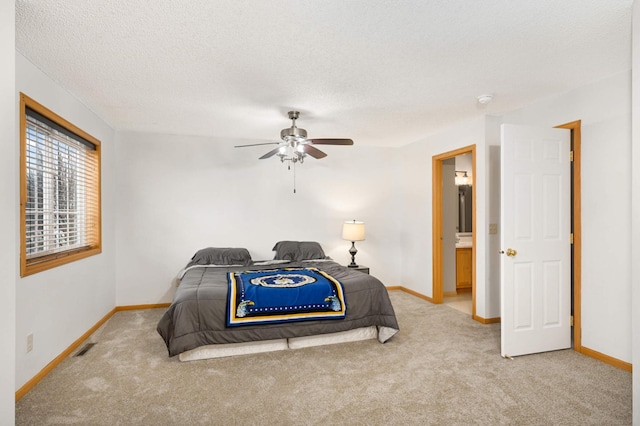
[{"x1": 500, "y1": 124, "x2": 571, "y2": 357}]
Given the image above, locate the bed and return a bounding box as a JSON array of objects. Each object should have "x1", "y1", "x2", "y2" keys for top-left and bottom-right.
[{"x1": 157, "y1": 242, "x2": 399, "y2": 361}]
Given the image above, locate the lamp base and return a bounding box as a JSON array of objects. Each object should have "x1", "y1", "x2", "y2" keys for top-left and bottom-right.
[{"x1": 348, "y1": 241, "x2": 358, "y2": 268}]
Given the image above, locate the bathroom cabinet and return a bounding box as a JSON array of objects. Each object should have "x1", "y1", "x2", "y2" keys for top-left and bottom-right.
[{"x1": 456, "y1": 247, "x2": 472, "y2": 290}]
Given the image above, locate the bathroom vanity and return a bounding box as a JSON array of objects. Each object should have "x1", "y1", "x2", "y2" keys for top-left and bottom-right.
[{"x1": 455, "y1": 232, "x2": 473, "y2": 290}]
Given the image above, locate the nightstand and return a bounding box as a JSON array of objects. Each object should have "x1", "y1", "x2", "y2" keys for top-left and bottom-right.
[{"x1": 348, "y1": 265, "x2": 370, "y2": 274}]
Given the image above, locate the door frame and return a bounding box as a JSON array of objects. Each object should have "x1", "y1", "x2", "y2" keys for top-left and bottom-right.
[
  {"x1": 556, "y1": 120, "x2": 582, "y2": 352},
  {"x1": 432, "y1": 145, "x2": 476, "y2": 317}
]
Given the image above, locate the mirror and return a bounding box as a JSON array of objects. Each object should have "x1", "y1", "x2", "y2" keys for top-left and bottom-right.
[
  {"x1": 454, "y1": 153, "x2": 473, "y2": 233},
  {"x1": 458, "y1": 184, "x2": 472, "y2": 232}
]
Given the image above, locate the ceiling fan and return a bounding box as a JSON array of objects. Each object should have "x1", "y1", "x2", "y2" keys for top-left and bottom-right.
[{"x1": 234, "y1": 111, "x2": 354, "y2": 164}]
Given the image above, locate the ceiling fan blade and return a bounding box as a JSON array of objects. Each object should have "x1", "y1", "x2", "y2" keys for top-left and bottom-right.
[
  {"x1": 235, "y1": 142, "x2": 280, "y2": 148},
  {"x1": 302, "y1": 144, "x2": 327, "y2": 159},
  {"x1": 259, "y1": 147, "x2": 281, "y2": 159},
  {"x1": 309, "y1": 138, "x2": 354, "y2": 145}
]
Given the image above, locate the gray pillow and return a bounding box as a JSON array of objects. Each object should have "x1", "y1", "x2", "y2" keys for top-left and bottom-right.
[
  {"x1": 272, "y1": 241, "x2": 326, "y2": 261},
  {"x1": 186, "y1": 247, "x2": 252, "y2": 267}
]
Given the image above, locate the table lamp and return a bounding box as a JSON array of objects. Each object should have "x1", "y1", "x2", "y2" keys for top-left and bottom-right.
[{"x1": 342, "y1": 220, "x2": 366, "y2": 268}]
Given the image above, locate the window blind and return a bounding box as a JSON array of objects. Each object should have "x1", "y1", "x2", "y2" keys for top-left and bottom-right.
[{"x1": 24, "y1": 109, "x2": 99, "y2": 261}]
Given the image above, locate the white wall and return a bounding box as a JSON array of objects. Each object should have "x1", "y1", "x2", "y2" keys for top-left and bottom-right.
[
  {"x1": 630, "y1": 1, "x2": 639, "y2": 422},
  {"x1": 114, "y1": 131, "x2": 402, "y2": 305},
  {"x1": 14, "y1": 53, "x2": 117, "y2": 390},
  {"x1": 501, "y1": 71, "x2": 632, "y2": 363},
  {"x1": 398, "y1": 116, "x2": 491, "y2": 316},
  {"x1": 1, "y1": 0, "x2": 16, "y2": 422},
  {"x1": 485, "y1": 115, "x2": 503, "y2": 320}
]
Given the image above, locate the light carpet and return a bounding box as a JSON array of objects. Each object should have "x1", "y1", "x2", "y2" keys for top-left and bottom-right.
[{"x1": 16, "y1": 291, "x2": 632, "y2": 425}]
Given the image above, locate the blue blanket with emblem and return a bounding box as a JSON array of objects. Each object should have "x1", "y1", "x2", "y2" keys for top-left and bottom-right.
[{"x1": 227, "y1": 267, "x2": 347, "y2": 326}]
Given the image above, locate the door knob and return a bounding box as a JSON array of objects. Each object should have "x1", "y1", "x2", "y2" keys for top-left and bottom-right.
[{"x1": 506, "y1": 248, "x2": 517, "y2": 257}]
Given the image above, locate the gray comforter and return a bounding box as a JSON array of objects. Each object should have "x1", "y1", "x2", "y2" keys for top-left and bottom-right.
[{"x1": 157, "y1": 260, "x2": 399, "y2": 357}]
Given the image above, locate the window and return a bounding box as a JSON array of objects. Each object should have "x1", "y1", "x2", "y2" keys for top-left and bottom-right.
[{"x1": 20, "y1": 93, "x2": 102, "y2": 276}]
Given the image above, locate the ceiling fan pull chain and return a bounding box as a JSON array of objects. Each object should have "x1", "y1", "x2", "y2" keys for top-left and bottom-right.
[{"x1": 293, "y1": 161, "x2": 297, "y2": 193}]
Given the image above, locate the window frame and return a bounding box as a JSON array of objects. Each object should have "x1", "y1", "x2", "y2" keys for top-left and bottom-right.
[{"x1": 19, "y1": 93, "x2": 102, "y2": 277}]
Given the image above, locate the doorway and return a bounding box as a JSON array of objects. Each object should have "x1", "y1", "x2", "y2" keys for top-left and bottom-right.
[
  {"x1": 432, "y1": 145, "x2": 476, "y2": 317},
  {"x1": 430, "y1": 121, "x2": 581, "y2": 350}
]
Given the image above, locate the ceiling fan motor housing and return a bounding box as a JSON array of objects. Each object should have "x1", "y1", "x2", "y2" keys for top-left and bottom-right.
[{"x1": 280, "y1": 126, "x2": 307, "y2": 140}]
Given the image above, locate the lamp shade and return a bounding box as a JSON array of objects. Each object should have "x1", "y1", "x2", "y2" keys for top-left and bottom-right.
[{"x1": 342, "y1": 220, "x2": 366, "y2": 241}]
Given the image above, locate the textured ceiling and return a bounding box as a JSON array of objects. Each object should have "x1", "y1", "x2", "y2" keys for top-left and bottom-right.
[{"x1": 16, "y1": 0, "x2": 633, "y2": 147}]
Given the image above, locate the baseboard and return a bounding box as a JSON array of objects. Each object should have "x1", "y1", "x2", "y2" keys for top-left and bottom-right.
[
  {"x1": 389, "y1": 286, "x2": 435, "y2": 303},
  {"x1": 15, "y1": 303, "x2": 170, "y2": 402},
  {"x1": 15, "y1": 307, "x2": 117, "y2": 401},
  {"x1": 116, "y1": 303, "x2": 171, "y2": 311},
  {"x1": 579, "y1": 346, "x2": 632, "y2": 372},
  {"x1": 473, "y1": 315, "x2": 501, "y2": 324}
]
